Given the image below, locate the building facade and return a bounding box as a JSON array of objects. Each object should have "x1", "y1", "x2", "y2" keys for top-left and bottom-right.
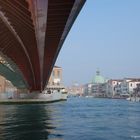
[
  {"x1": 106, "y1": 79, "x2": 123, "y2": 97},
  {"x1": 67, "y1": 83, "x2": 84, "y2": 96},
  {"x1": 83, "y1": 83, "x2": 92, "y2": 96},
  {"x1": 83, "y1": 70, "x2": 107, "y2": 97},
  {"x1": 122, "y1": 78, "x2": 140, "y2": 95},
  {"x1": 106, "y1": 78, "x2": 140, "y2": 98},
  {"x1": 0, "y1": 75, "x2": 6, "y2": 93},
  {"x1": 0, "y1": 75, "x2": 17, "y2": 94},
  {"x1": 46, "y1": 66, "x2": 64, "y2": 90}
]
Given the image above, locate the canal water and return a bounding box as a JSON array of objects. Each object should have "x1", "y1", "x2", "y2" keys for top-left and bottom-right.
[{"x1": 0, "y1": 98, "x2": 140, "y2": 140}]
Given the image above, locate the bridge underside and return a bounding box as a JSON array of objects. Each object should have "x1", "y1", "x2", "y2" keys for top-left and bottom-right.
[{"x1": 0, "y1": 0, "x2": 85, "y2": 92}]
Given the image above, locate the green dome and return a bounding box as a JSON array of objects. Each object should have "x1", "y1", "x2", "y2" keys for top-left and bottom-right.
[{"x1": 92, "y1": 70, "x2": 105, "y2": 84}]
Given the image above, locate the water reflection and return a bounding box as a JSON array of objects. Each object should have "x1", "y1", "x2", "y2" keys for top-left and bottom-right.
[
  {"x1": 0, "y1": 106, "x2": 5, "y2": 140},
  {"x1": 0, "y1": 99, "x2": 140, "y2": 140},
  {"x1": 0, "y1": 104, "x2": 62, "y2": 140}
]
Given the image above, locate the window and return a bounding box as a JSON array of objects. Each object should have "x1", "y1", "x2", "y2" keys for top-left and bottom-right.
[
  {"x1": 52, "y1": 70, "x2": 55, "y2": 79},
  {"x1": 114, "y1": 87, "x2": 115, "y2": 91},
  {"x1": 52, "y1": 82, "x2": 54, "y2": 85},
  {"x1": 57, "y1": 70, "x2": 60, "y2": 78}
]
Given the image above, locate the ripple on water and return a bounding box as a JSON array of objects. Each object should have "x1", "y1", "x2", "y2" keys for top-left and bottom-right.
[{"x1": 0, "y1": 98, "x2": 140, "y2": 140}]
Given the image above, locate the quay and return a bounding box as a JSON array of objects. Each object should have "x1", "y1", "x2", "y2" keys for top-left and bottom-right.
[
  {"x1": 0, "y1": 98, "x2": 67, "y2": 105},
  {"x1": 0, "y1": 91, "x2": 68, "y2": 105}
]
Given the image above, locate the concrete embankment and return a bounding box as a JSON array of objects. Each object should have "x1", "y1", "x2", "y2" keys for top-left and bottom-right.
[
  {"x1": 0, "y1": 99, "x2": 67, "y2": 105},
  {"x1": 0, "y1": 92, "x2": 67, "y2": 104}
]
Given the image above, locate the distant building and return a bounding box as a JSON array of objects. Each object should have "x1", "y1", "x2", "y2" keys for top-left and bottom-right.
[
  {"x1": 106, "y1": 79, "x2": 123, "y2": 97},
  {"x1": 67, "y1": 83, "x2": 84, "y2": 96},
  {"x1": 106, "y1": 78, "x2": 140, "y2": 98},
  {"x1": 0, "y1": 75, "x2": 17, "y2": 99},
  {"x1": 121, "y1": 78, "x2": 140, "y2": 96},
  {"x1": 92, "y1": 70, "x2": 105, "y2": 84},
  {"x1": 0, "y1": 75, "x2": 6, "y2": 93},
  {"x1": 0, "y1": 75, "x2": 17, "y2": 94},
  {"x1": 133, "y1": 83, "x2": 140, "y2": 97},
  {"x1": 0, "y1": 66, "x2": 64, "y2": 95},
  {"x1": 83, "y1": 70, "x2": 107, "y2": 97},
  {"x1": 83, "y1": 83, "x2": 92, "y2": 96},
  {"x1": 92, "y1": 83, "x2": 107, "y2": 97},
  {"x1": 46, "y1": 66, "x2": 64, "y2": 90},
  {"x1": 91, "y1": 70, "x2": 107, "y2": 97}
]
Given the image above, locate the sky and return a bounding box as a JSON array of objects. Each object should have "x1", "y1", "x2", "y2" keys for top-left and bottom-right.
[{"x1": 56, "y1": 0, "x2": 140, "y2": 86}]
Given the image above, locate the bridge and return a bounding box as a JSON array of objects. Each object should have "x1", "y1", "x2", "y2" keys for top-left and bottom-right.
[{"x1": 0, "y1": 0, "x2": 86, "y2": 92}]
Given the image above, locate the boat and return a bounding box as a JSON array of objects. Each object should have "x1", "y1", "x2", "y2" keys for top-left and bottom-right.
[
  {"x1": 126, "y1": 97, "x2": 131, "y2": 101},
  {"x1": 126, "y1": 97, "x2": 140, "y2": 102}
]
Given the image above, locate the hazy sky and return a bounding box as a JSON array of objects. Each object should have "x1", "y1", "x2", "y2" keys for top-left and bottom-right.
[{"x1": 56, "y1": 0, "x2": 140, "y2": 86}]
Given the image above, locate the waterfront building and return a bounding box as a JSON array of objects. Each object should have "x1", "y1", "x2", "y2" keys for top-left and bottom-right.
[
  {"x1": 0, "y1": 75, "x2": 17, "y2": 99},
  {"x1": 106, "y1": 78, "x2": 140, "y2": 98},
  {"x1": 0, "y1": 75, "x2": 17, "y2": 94},
  {"x1": 92, "y1": 70, "x2": 105, "y2": 84},
  {"x1": 83, "y1": 83, "x2": 92, "y2": 96},
  {"x1": 0, "y1": 66, "x2": 64, "y2": 95},
  {"x1": 91, "y1": 70, "x2": 107, "y2": 97},
  {"x1": 133, "y1": 83, "x2": 140, "y2": 97},
  {"x1": 83, "y1": 70, "x2": 107, "y2": 97},
  {"x1": 0, "y1": 75, "x2": 6, "y2": 93},
  {"x1": 46, "y1": 66, "x2": 64, "y2": 90},
  {"x1": 92, "y1": 83, "x2": 107, "y2": 97},
  {"x1": 119, "y1": 79, "x2": 130, "y2": 96},
  {"x1": 67, "y1": 83, "x2": 84, "y2": 96},
  {"x1": 83, "y1": 69, "x2": 140, "y2": 98},
  {"x1": 121, "y1": 78, "x2": 140, "y2": 96},
  {"x1": 106, "y1": 79, "x2": 123, "y2": 97}
]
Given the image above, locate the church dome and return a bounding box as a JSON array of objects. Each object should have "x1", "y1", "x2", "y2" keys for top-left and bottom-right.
[{"x1": 92, "y1": 70, "x2": 105, "y2": 84}]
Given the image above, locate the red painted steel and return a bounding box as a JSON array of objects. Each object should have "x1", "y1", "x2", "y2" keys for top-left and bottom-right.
[{"x1": 0, "y1": 0, "x2": 85, "y2": 92}]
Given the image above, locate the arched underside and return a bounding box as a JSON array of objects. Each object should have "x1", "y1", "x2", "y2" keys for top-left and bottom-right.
[
  {"x1": 0, "y1": 63, "x2": 27, "y2": 89},
  {"x1": 0, "y1": 0, "x2": 86, "y2": 92},
  {"x1": 0, "y1": 54, "x2": 28, "y2": 88}
]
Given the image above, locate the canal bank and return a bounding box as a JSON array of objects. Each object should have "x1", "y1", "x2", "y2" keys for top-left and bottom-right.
[
  {"x1": 0, "y1": 91, "x2": 67, "y2": 105},
  {"x1": 0, "y1": 99, "x2": 67, "y2": 105}
]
